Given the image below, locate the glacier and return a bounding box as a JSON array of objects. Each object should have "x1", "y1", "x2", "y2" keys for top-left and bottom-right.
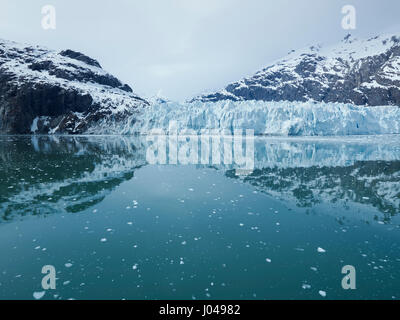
[{"x1": 102, "y1": 100, "x2": 400, "y2": 136}]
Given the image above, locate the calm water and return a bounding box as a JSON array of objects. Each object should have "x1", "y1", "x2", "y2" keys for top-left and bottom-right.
[{"x1": 0, "y1": 135, "x2": 399, "y2": 300}]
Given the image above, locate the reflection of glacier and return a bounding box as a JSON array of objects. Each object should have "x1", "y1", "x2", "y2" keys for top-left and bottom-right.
[
  {"x1": 228, "y1": 137, "x2": 400, "y2": 221},
  {"x1": 0, "y1": 136, "x2": 147, "y2": 222},
  {"x1": 251, "y1": 136, "x2": 400, "y2": 168},
  {"x1": 117, "y1": 100, "x2": 400, "y2": 136},
  {"x1": 228, "y1": 161, "x2": 400, "y2": 221},
  {"x1": 0, "y1": 135, "x2": 399, "y2": 223}
]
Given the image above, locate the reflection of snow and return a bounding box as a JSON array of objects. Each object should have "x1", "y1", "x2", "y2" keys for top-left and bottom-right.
[{"x1": 1, "y1": 135, "x2": 399, "y2": 223}]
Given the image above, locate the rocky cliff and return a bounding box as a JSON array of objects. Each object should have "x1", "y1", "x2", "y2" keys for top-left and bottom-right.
[{"x1": 0, "y1": 39, "x2": 148, "y2": 134}]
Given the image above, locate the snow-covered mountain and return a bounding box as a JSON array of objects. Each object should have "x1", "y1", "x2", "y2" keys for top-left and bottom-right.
[
  {"x1": 0, "y1": 39, "x2": 148, "y2": 134},
  {"x1": 194, "y1": 34, "x2": 400, "y2": 106}
]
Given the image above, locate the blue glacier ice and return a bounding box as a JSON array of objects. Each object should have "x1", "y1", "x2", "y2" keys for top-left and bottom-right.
[{"x1": 101, "y1": 100, "x2": 400, "y2": 136}]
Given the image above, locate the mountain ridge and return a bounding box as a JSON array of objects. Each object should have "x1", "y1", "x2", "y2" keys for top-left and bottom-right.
[
  {"x1": 193, "y1": 33, "x2": 400, "y2": 106},
  {"x1": 0, "y1": 39, "x2": 148, "y2": 134}
]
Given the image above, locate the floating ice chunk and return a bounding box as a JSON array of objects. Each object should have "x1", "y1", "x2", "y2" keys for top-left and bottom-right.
[
  {"x1": 302, "y1": 284, "x2": 311, "y2": 289},
  {"x1": 100, "y1": 238, "x2": 107, "y2": 242},
  {"x1": 132, "y1": 264, "x2": 138, "y2": 270},
  {"x1": 266, "y1": 258, "x2": 272, "y2": 263},
  {"x1": 319, "y1": 290, "x2": 327, "y2": 297},
  {"x1": 33, "y1": 291, "x2": 45, "y2": 300},
  {"x1": 317, "y1": 247, "x2": 326, "y2": 253},
  {"x1": 65, "y1": 263, "x2": 73, "y2": 268}
]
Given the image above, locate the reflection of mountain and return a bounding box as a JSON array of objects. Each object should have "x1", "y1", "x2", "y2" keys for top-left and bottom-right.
[
  {"x1": 0, "y1": 136, "x2": 147, "y2": 222},
  {"x1": 227, "y1": 161, "x2": 400, "y2": 221},
  {"x1": 1, "y1": 136, "x2": 399, "y2": 223},
  {"x1": 224, "y1": 138, "x2": 400, "y2": 221}
]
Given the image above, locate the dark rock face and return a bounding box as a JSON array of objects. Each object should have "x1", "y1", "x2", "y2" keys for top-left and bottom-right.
[
  {"x1": 0, "y1": 81, "x2": 93, "y2": 134},
  {"x1": 59, "y1": 49, "x2": 102, "y2": 68},
  {"x1": 195, "y1": 34, "x2": 400, "y2": 106},
  {"x1": 0, "y1": 40, "x2": 148, "y2": 134}
]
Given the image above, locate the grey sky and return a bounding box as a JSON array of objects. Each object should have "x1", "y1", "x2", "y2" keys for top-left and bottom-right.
[{"x1": 1, "y1": 0, "x2": 399, "y2": 101}]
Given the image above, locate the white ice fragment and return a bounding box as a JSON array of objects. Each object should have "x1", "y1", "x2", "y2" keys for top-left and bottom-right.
[{"x1": 33, "y1": 291, "x2": 45, "y2": 300}]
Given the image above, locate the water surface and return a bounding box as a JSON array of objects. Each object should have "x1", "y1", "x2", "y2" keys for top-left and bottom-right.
[{"x1": 0, "y1": 135, "x2": 399, "y2": 300}]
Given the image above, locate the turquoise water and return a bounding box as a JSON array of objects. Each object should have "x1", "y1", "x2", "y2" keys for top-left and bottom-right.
[{"x1": 0, "y1": 135, "x2": 399, "y2": 300}]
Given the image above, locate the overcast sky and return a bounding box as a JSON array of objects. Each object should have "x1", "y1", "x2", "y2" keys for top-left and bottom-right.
[{"x1": 1, "y1": 0, "x2": 399, "y2": 100}]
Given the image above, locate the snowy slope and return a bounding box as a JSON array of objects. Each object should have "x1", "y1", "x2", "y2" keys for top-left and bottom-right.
[
  {"x1": 194, "y1": 34, "x2": 400, "y2": 106},
  {"x1": 0, "y1": 39, "x2": 148, "y2": 134}
]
